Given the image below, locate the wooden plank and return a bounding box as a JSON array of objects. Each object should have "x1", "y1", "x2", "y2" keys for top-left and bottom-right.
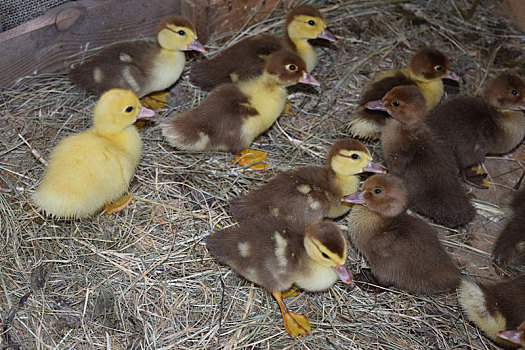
[{"x1": 0, "y1": 0, "x2": 182, "y2": 87}]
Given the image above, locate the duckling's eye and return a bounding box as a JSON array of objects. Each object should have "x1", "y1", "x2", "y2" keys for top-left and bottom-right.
[
  {"x1": 351, "y1": 154, "x2": 360, "y2": 160},
  {"x1": 125, "y1": 106, "x2": 134, "y2": 113},
  {"x1": 373, "y1": 188, "x2": 383, "y2": 195},
  {"x1": 511, "y1": 89, "x2": 520, "y2": 97},
  {"x1": 307, "y1": 20, "x2": 316, "y2": 26},
  {"x1": 434, "y1": 65, "x2": 443, "y2": 72},
  {"x1": 286, "y1": 64, "x2": 297, "y2": 71},
  {"x1": 321, "y1": 252, "x2": 329, "y2": 259},
  {"x1": 178, "y1": 30, "x2": 186, "y2": 36},
  {"x1": 391, "y1": 101, "x2": 401, "y2": 107}
]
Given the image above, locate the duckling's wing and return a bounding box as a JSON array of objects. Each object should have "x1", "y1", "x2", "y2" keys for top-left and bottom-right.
[
  {"x1": 69, "y1": 41, "x2": 154, "y2": 95},
  {"x1": 190, "y1": 34, "x2": 283, "y2": 90}
]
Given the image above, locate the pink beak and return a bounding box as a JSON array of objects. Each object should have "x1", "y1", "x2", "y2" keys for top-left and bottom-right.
[
  {"x1": 332, "y1": 264, "x2": 353, "y2": 283},
  {"x1": 497, "y1": 329, "x2": 524, "y2": 347},
  {"x1": 137, "y1": 106, "x2": 155, "y2": 119},
  {"x1": 519, "y1": 104, "x2": 525, "y2": 111},
  {"x1": 298, "y1": 72, "x2": 320, "y2": 86},
  {"x1": 363, "y1": 159, "x2": 386, "y2": 174},
  {"x1": 317, "y1": 28, "x2": 337, "y2": 42},
  {"x1": 341, "y1": 191, "x2": 365, "y2": 204},
  {"x1": 365, "y1": 99, "x2": 387, "y2": 111},
  {"x1": 442, "y1": 71, "x2": 460, "y2": 81},
  {"x1": 187, "y1": 39, "x2": 207, "y2": 53}
]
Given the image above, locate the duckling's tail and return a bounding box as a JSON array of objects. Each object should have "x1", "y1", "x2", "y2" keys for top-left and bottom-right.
[{"x1": 189, "y1": 58, "x2": 236, "y2": 91}]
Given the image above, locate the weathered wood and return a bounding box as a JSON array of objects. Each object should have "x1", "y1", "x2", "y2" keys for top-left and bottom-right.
[{"x1": 0, "y1": 0, "x2": 181, "y2": 87}]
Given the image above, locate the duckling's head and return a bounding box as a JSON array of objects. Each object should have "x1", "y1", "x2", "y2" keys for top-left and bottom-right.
[
  {"x1": 328, "y1": 139, "x2": 386, "y2": 176},
  {"x1": 342, "y1": 174, "x2": 407, "y2": 217},
  {"x1": 92, "y1": 89, "x2": 154, "y2": 135},
  {"x1": 265, "y1": 49, "x2": 320, "y2": 86},
  {"x1": 485, "y1": 73, "x2": 525, "y2": 111},
  {"x1": 366, "y1": 85, "x2": 427, "y2": 128},
  {"x1": 303, "y1": 221, "x2": 353, "y2": 283},
  {"x1": 286, "y1": 5, "x2": 337, "y2": 42},
  {"x1": 156, "y1": 16, "x2": 206, "y2": 53},
  {"x1": 409, "y1": 48, "x2": 459, "y2": 82}
]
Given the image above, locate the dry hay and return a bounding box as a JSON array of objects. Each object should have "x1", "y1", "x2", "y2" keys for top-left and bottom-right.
[{"x1": 1, "y1": 0, "x2": 524, "y2": 349}]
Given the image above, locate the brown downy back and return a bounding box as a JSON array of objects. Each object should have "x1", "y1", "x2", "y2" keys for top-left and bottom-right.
[{"x1": 409, "y1": 48, "x2": 451, "y2": 80}]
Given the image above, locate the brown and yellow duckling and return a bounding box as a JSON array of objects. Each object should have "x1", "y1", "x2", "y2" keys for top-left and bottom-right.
[
  {"x1": 426, "y1": 73, "x2": 525, "y2": 188},
  {"x1": 69, "y1": 16, "x2": 206, "y2": 98},
  {"x1": 161, "y1": 49, "x2": 319, "y2": 157},
  {"x1": 493, "y1": 186, "x2": 525, "y2": 266},
  {"x1": 189, "y1": 4, "x2": 336, "y2": 90},
  {"x1": 459, "y1": 275, "x2": 525, "y2": 348},
  {"x1": 206, "y1": 218, "x2": 352, "y2": 337},
  {"x1": 230, "y1": 138, "x2": 385, "y2": 226},
  {"x1": 343, "y1": 174, "x2": 461, "y2": 294},
  {"x1": 349, "y1": 48, "x2": 460, "y2": 140},
  {"x1": 367, "y1": 85, "x2": 475, "y2": 227}
]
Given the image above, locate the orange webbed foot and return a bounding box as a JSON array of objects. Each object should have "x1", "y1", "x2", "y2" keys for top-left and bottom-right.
[
  {"x1": 101, "y1": 194, "x2": 133, "y2": 215},
  {"x1": 281, "y1": 285, "x2": 300, "y2": 299},
  {"x1": 140, "y1": 91, "x2": 169, "y2": 110},
  {"x1": 233, "y1": 149, "x2": 268, "y2": 170},
  {"x1": 462, "y1": 167, "x2": 489, "y2": 189},
  {"x1": 282, "y1": 311, "x2": 311, "y2": 337}
]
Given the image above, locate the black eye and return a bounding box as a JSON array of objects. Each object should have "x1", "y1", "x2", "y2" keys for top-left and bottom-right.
[
  {"x1": 351, "y1": 154, "x2": 360, "y2": 159},
  {"x1": 511, "y1": 89, "x2": 520, "y2": 96},
  {"x1": 321, "y1": 252, "x2": 329, "y2": 259},
  {"x1": 287, "y1": 64, "x2": 297, "y2": 71},
  {"x1": 178, "y1": 30, "x2": 186, "y2": 36},
  {"x1": 125, "y1": 106, "x2": 134, "y2": 113},
  {"x1": 391, "y1": 101, "x2": 400, "y2": 107},
  {"x1": 373, "y1": 188, "x2": 383, "y2": 195},
  {"x1": 434, "y1": 65, "x2": 443, "y2": 71},
  {"x1": 308, "y1": 20, "x2": 316, "y2": 26}
]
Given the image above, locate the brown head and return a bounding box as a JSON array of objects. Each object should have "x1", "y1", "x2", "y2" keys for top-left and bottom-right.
[
  {"x1": 484, "y1": 73, "x2": 525, "y2": 111},
  {"x1": 327, "y1": 138, "x2": 385, "y2": 176},
  {"x1": 303, "y1": 221, "x2": 352, "y2": 283},
  {"x1": 156, "y1": 16, "x2": 206, "y2": 53},
  {"x1": 409, "y1": 48, "x2": 459, "y2": 81},
  {"x1": 265, "y1": 49, "x2": 319, "y2": 86},
  {"x1": 366, "y1": 85, "x2": 427, "y2": 127},
  {"x1": 342, "y1": 174, "x2": 407, "y2": 217},
  {"x1": 285, "y1": 5, "x2": 336, "y2": 42}
]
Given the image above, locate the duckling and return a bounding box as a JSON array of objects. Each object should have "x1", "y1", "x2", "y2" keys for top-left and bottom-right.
[
  {"x1": 161, "y1": 49, "x2": 319, "y2": 154},
  {"x1": 342, "y1": 174, "x2": 461, "y2": 294},
  {"x1": 69, "y1": 16, "x2": 206, "y2": 98},
  {"x1": 32, "y1": 89, "x2": 155, "y2": 218},
  {"x1": 499, "y1": 322, "x2": 525, "y2": 349},
  {"x1": 459, "y1": 275, "x2": 525, "y2": 347},
  {"x1": 229, "y1": 138, "x2": 385, "y2": 226},
  {"x1": 493, "y1": 187, "x2": 525, "y2": 266},
  {"x1": 206, "y1": 218, "x2": 352, "y2": 337},
  {"x1": 349, "y1": 48, "x2": 460, "y2": 141},
  {"x1": 367, "y1": 85, "x2": 475, "y2": 227},
  {"x1": 189, "y1": 4, "x2": 336, "y2": 90},
  {"x1": 426, "y1": 73, "x2": 525, "y2": 188}
]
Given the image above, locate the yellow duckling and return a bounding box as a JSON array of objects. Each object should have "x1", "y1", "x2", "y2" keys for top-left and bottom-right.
[
  {"x1": 349, "y1": 48, "x2": 460, "y2": 141},
  {"x1": 190, "y1": 4, "x2": 336, "y2": 90},
  {"x1": 33, "y1": 89, "x2": 155, "y2": 218},
  {"x1": 206, "y1": 218, "x2": 352, "y2": 337},
  {"x1": 69, "y1": 16, "x2": 206, "y2": 98},
  {"x1": 230, "y1": 138, "x2": 385, "y2": 226}
]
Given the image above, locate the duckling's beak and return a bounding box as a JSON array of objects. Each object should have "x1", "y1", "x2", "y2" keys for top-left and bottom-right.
[
  {"x1": 298, "y1": 72, "x2": 320, "y2": 86},
  {"x1": 317, "y1": 28, "x2": 337, "y2": 42},
  {"x1": 365, "y1": 99, "x2": 386, "y2": 111},
  {"x1": 520, "y1": 103, "x2": 525, "y2": 111},
  {"x1": 363, "y1": 160, "x2": 386, "y2": 174},
  {"x1": 341, "y1": 191, "x2": 365, "y2": 204},
  {"x1": 137, "y1": 106, "x2": 155, "y2": 119},
  {"x1": 332, "y1": 264, "x2": 353, "y2": 283},
  {"x1": 442, "y1": 71, "x2": 460, "y2": 81},
  {"x1": 497, "y1": 329, "x2": 524, "y2": 347},
  {"x1": 187, "y1": 39, "x2": 207, "y2": 53}
]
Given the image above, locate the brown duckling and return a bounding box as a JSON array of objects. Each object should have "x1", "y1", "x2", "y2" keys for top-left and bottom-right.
[
  {"x1": 189, "y1": 4, "x2": 336, "y2": 90},
  {"x1": 367, "y1": 85, "x2": 475, "y2": 227},
  {"x1": 342, "y1": 174, "x2": 461, "y2": 294},
  {"x1": 229, "y1": 139, "x2": 385, "y2": 226},
  {"x1": 459, "y1": 275, "x2": 525, "y2": 347},
  {"x1": 493, "y1": 186, "x2": 525, "y2": 266},
  {"x1": 206, "y1": 218, "x2": 352, "y2": 337},
  {"x1": 69, "y1": 16, "x2": 206, "y2": 98},
  {"x1": 349, "y1": 48, "x2": 460, "y2": 141},
  {"x1": 426, "y1": 73, "x2": 525, "y2": 188},
  {"x1": 161, "y1": 49, "x2": 319, "y2": 154}
]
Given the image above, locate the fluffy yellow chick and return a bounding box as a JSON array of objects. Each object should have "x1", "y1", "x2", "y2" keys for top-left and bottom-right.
[{"x1": 33, "y1": 89, "x2": 154, "y2": 218}]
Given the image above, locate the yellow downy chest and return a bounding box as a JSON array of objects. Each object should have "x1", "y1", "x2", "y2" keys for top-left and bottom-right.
[
  {"x1": 295, "y1": 41, "x2": 316, "y2": 72},
  {"x1": 294, "y1": 260, "x2": 338, "y2": 292},
  {"x1": 239, "y1": 80, "x2": 287, "y2": 146},
  {"x1": 327, "y1": 174, "x2": 360, "y2": 218},
  {"x1": 148, "y1": 50, "x2": 185, "y2": 93},
  {"x1": 415, "y1": 79, "x2": 444, "y2": 110}
]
